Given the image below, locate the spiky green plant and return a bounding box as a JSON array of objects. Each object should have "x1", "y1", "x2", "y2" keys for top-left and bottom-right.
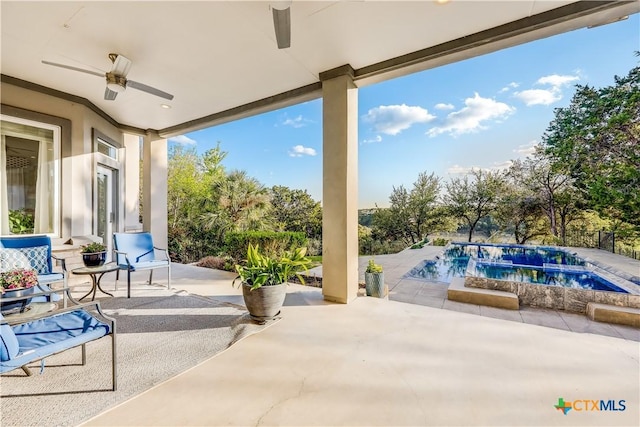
[{"x1": 233, "y1": 244, "x2": 311, "y2": 290}]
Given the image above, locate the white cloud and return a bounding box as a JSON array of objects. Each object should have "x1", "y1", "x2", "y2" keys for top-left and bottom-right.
[
  {"x1": 281, "y1": 115, "x2": 312, "y2": 128},
  {"x1": 362, "y1": 104, "x2": 435, "y2": 136},
  {"x1": 537, "y1": 74, "x2": 579, "y2": 87},
  {"x1": 514, "y1": 88, "x2": 561, "y2": 106},
  {"x1": 362, "y1": 135, "x2": 383, "y2": 144},
  {"x1": 514, "y1": 74, "x2": 579, "y2": 106},
  {"x1": 289, "y1": 145, "x2": 317, "y2": 157},
  {"x1": 169, "y1": 135, "x2": 197, "y2": 145},
  {"x1": 434, "y1": 103, "x2": 455, "y2": 110},
  {"x1": 499, "y1": 82, "x2": 519, "y2": 93},
  {"x1": 513, "y1": 140, "x2": 538, "y2": 156},
  {"x1": 427, "y1": 93, "x2": 515, "y2": 137}
]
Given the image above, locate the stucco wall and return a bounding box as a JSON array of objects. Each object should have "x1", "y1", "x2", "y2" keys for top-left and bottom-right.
[{"x1": 1, "y1": 82, "x2": 126, "y2": 243}]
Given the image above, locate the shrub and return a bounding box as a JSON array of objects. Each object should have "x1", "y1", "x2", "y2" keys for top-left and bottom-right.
[
  {"x1": 169, "y1": 224, "x2": 224, "y2": 263},
  {"x1": 8, "y1": 209, "x2": 34, "y2": 234},
  {"x1": 431, "y1": 237, "x2": 449, "y2": 246},
  {"x1": 224, "y1": 231, "x2": 307, "y2": 263},
  {"x1": 197, "y1": 256, "x2": 233, "y2": 271}
]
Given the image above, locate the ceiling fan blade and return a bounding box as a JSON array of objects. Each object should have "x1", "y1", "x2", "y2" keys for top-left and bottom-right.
[
  {"x1": 127, "y1": 80, "x2": 174, "y2": 100},
  {"x1": 272, "y1": 6, "x2": 291, "y2": 49},
  {"x1": 104, "y1": 87, "x2": 118, "y2": 101},
  {"x1": 110, "y1": 54, "x2": 132, "y2": 76},
  {"x1": 42, "y1": 60, "x2": 105, "y2": 78}
]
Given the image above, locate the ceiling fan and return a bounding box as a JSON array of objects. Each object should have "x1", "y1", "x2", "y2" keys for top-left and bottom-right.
[
  {"x1": 41, "y1": 53, "x2": 174, "y2": 101},
  {"x1": 271, "y1": 1, "x2": 291, "y2": 49}
]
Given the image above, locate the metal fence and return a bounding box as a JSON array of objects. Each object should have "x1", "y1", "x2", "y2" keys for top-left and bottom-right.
[{"x1": 565, "y1": 230, "x2": 639, "y2": 260}]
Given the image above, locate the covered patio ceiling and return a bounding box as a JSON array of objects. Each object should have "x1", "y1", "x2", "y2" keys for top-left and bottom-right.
[{"x1": 1, "y1": 1, "x2": 638, "y2": 137}]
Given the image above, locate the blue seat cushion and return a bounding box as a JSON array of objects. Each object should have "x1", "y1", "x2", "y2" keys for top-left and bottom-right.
[
  {"x1": 118, "y1": 260, "x2": 169, "y2": 271},
  {"x1": 37, "y1": 273, "x2": 64, "y2": 285},
  {"x1": 0, "y1": 312, "x2": 20, "y2": 361},
  {"x1": 0, "y1": 310, "x2": 110, "y2": 372}
]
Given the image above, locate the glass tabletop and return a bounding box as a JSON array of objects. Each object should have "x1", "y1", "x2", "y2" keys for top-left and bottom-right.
[
  {"x1": 72, "y1": 263, "x2": 120, "y2": 275},
  {"x1": 3, "y1": 301, "x2": 59, "y2": 324}
]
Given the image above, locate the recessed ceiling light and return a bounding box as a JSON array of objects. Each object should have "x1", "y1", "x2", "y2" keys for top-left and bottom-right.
[
  {"x1": 161, "y1": 104, "x2": 171, "y2": 109},
  {"x1": 435, "y1": 0, "x2": 451, "y2": 4}
]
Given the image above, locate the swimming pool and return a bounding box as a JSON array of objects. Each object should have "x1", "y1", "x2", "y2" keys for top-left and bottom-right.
[{"x1": 407, "y1": 242, "x2": 628, "y2": 293}]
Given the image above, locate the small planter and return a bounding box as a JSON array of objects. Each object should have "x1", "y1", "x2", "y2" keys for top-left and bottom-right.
[
  {"x1": 242, "y1": 282, "x2": 287, "y2": 324},
  {"x1": 82, "y1": 251, "x2": 107, "y2": 267},
  {"x1": 365, "y1": 272, "x2": 385, "y2": 298},
  {"x1": 1, "y1": 287, "x2": 35, "y2": 314}
]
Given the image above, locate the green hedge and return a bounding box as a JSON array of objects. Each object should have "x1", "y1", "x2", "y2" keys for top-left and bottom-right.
[{"x1": 224, "y1": 231, "x2": 308, "y2": 263}]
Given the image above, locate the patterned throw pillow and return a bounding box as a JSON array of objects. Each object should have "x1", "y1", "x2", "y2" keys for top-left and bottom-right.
[{"x1": 0, "y1": 246, "x2": 50, "y2": 274}]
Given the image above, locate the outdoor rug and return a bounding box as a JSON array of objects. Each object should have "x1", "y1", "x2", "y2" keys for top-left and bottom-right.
[{"x1": 0, "y1": 290, "x2": 277, "y2": 427}]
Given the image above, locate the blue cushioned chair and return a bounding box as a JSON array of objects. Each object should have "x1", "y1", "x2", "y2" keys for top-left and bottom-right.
[
  {"x1": 0, "y1": 235, "x2": 67, "y2": 303},
  {"x1": 113, "y1": 232, "x2": 171, "y2": 298},
  {"x1": 0, "y1": 287, "x2": 116, "y2": 391}
]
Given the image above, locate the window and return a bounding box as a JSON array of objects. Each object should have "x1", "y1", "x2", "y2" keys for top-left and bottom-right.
[
  {"x1": 97, "y1": 138, "x2": 118, "y2": 159},
  {"x1": 1, "y1": 116, "x2": 60, "y2": 236}
]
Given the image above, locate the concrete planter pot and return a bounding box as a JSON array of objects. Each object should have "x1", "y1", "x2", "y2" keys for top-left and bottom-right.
[
  {"x1": 242, "y1": 282, "x2": 287, "y2": 324},
  {"x1": 365, "y1": 272, "x2": 385, "y2": 298}
]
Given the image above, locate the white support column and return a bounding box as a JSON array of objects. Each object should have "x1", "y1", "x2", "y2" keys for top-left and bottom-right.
[
  {"x1": 321, "y1": 65, "x2": 359, "y2": 304},
  {"x1": 123, "y1": 134, "x2": 142, "y2": 232},
  {"x1": 142, "y1": 133, "x2": 168, "y2": 249}
]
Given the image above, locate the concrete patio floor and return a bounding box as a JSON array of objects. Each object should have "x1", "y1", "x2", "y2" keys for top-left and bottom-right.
[{"x1": 80, "y1": 252, "x2": 639, "y2": 427}]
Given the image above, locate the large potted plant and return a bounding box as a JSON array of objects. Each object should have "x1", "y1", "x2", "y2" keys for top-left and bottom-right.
[
  {"x1": 233, "y1": 244, "x2": 311, "y2": 323},
  {"x1": 80, "y1": 242, "x2": 108, "y2": 267},
  {"x1": 364, "y1": 259, "x2": 385, "y2": 298},
  {"x1": 1, "y1": 268, "x2": 38, "y2": 313}
]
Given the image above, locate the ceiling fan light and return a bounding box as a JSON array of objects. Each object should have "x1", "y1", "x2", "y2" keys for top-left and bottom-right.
[{"x1": 106, "y1": 73, "x2": 126, "y2": 92}]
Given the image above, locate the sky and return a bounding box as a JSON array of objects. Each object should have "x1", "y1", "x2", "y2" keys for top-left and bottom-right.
[{"x1": 171, "y1": 14, "x2": 639, "y2": 209}]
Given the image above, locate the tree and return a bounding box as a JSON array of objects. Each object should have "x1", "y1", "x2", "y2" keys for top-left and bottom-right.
[
  {"x1": 167, "y1": 144, "x2": 227, "y2": 228},
  {"x1": 407, "y1": 172, "x2": 442, "y2": 243},
  {"x1": 541, "y1": 63, "x2": 640, "y2": 229},
  {"x1": 498, "y1": 163, "x2": 548, "y2": 244},
  {"x1": 444, "y1": 169, "x2": 505, "y2": 242},
  {"x1": 168, "y1": 145, "x2": 206, "y2": 229},
  {"x1": 372, "y1": 186, "x2": 412, "y2": 243},
  {"x1": 508, "y1": 157, "x2": 582, "y2": 244},
  {"x1": 167, "y1": 144, "x2": 227, "y2": 262},
  {"x1": 204, "y1": 170, "x2": 271, "y2": 233},
  {"x1": 268, "y1": 186, "x2": 322, "y2": 239},
  {"x1": 372, "y1": 172, "x2": 442, "y2": 245}
]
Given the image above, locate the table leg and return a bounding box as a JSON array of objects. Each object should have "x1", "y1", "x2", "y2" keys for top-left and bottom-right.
[
  {"x1": 79, "y1": 274, "x2": 97, "y2": 301},
  {"x1": 96, "y1": 272, "x2": 114, "y2": 298}
]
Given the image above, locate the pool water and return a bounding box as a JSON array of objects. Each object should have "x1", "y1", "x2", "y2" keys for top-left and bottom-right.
[
  {"x1": 408, "y1": 242, "x2": 628, "y2": 294},
  {"x1": 443, "y1": 243, "x2": 585, "y2": 266}
]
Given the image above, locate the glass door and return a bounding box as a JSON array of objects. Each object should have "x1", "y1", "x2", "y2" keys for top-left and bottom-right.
[{"x1": 96, "y1": 165, "x2": 116, "y2": 259}]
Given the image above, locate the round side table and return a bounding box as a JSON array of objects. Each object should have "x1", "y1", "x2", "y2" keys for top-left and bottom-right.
[{"x1": 72, "y1": 263, "x2": 120, "y2": 301}]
